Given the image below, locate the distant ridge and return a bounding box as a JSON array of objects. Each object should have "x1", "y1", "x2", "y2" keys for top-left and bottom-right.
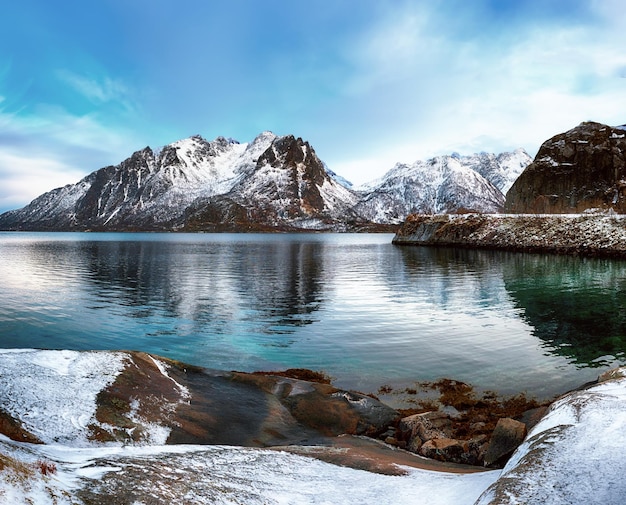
[{"x1": 0, "y1": 132, "x2": 529, "y2": 231}]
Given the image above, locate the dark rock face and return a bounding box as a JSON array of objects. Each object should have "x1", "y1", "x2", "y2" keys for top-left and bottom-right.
[
  {"x1": 483, "y1": 418, "x2": 527, "y2": 468},
  {"x1": 505, "y1": 122, "x2": 626, "y2": 213}
]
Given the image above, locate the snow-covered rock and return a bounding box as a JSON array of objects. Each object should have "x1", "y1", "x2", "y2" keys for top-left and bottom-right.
[
  {"x1": 393, "y1": 213, "x2": 626, "y2": 258},
  {"x1": 2, "y1": 349, "x2": 626, "y2": 504},
  {"x1": 354, "y1": 151, "x2": 531, "y2": 224},
  {"x1": 475, "y1": 367, "x2": 626, "y2": 504}
]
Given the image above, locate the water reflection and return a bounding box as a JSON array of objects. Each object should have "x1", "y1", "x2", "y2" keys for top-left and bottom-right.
[
  {"x1": 2, "y1": 232, "x2": 626, "y2": 397},
  {"x1": 73, "y1": 238, "x2": 327, "y2": 338},
  {"x1": 501, "y1": 254, "x2": 626, "y2": 366},
  {"x1": 397, "y1": 246, "x2": 626, "y2": 367}
]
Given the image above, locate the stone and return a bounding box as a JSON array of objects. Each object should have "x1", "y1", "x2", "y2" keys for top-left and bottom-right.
[
  {"x1": 483, "y1": 417, "x2": 527, "y2": 468},
  {"x1": 419, "y1": 438, "x2": 465, "y2": 462},
  {"x1": 384, "y1": 436, "x2": 398, "y2": 446},
  {"x1": 398, "y1": 411, "x2": 451, "y2": 454}
]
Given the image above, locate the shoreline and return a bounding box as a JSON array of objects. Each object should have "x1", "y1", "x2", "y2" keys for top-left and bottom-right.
[{"x1": 392, "y1": 213, "x2": 626, "y2": 258}]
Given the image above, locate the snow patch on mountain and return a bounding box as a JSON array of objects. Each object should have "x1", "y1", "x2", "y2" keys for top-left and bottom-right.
[{"x1": 353, "y1": 150, "x2": 526, "y2": 224}]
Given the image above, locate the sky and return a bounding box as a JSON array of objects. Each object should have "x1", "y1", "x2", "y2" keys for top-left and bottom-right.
[{"x1": 0, "y1": 0, "x2": 625, "y2": 212}]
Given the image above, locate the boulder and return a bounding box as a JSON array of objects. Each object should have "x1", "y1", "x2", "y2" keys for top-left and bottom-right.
[
  {"x1": 398, "y1": 411, "x2": 451, "y2": 452},
  {"x1": 419, "y1": 438, "x2": 465, "y2": 462},
  {"x1": 483, "y1": 418, "x2": 527, "y2": 468}
]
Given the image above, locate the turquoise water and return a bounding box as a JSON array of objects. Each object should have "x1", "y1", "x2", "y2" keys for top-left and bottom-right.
[{"x1": 1, "y1": 232, "x2": 625, "y2": 399}]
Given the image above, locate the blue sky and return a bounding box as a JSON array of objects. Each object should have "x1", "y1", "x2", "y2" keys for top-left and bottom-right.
[{"x1": 1, "y1": 0, "x2": 625, "y2": 212}]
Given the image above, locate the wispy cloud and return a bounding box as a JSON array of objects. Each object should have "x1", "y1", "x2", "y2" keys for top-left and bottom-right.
[
  {"x1": 56, "y1": 70, "x2": 137, "y2": 114},
  {"x1": 0, "y1": 102, "x2": 147, "y2": 212},
  {"x1": 0, "y1": 150, "x2": 85, "y2": 211},
  {"x1": 324, "y1": 1, "x2": 626, "y2": 184}
]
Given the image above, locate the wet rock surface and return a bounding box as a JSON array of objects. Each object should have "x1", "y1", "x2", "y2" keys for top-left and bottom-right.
[
  {"x1": 86, "y1": 353, "x2": 399, "y2": 450},
  {"x1": 0, "y1": 351, "x2": 552, "y2": 470}
]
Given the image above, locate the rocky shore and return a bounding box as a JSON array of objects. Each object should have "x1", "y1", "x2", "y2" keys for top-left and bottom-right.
[
  {"x1": 2, "y1": 349, "x2": 626, "y2": 503},
  {"x1": 0, "y1": 351, "x2": 551, "y2": 471},
  {"x1": 392, "y1": 213, "x2": 626, "y2": 257}
]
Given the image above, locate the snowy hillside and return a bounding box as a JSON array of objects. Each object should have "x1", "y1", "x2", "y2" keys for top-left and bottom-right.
[{"x1": 354, "y1": 150, "x2": 530, "y2": 224}]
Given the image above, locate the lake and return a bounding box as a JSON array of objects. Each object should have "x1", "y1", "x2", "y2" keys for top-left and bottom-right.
[{"x1": 1, "y1": 232, "x2": 625, "y2": 402}]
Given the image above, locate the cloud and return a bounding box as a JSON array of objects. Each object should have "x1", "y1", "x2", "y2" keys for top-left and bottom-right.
[
  {"x1": 320, "y1": 0, "x2": 626, "y2": 185},
  {"x1": 56, "y1": 70, "x2": 136, "y2": 113},
  {"x1": 0, "y1": 150, "x2": 85, "y2": 211},
  {"x1": 0, "y1": 102, "x2": 148, "y2": 212}
]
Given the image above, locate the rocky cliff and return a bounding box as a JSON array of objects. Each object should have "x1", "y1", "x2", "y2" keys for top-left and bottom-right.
[{"x1": 505, "y1": 121, "x2": 626, "y2": 213}]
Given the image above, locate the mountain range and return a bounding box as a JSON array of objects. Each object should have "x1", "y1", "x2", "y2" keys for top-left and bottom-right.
[{"x1": 0, "y1": 131, "x2": 531, "y2": 231}]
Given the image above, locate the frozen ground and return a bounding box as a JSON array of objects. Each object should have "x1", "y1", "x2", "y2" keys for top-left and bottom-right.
[
  {"x1": 0, "y1": 438, "x2": 499, "y2": 505},
  {"x1": 0, "y1": 349, "x2": 499, "y2": 504},
  {"x1": 1, "y1": 349, "x2": 625, "y2": 504}
]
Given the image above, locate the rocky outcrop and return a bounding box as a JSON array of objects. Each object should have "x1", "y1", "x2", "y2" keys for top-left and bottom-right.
[
  {"x1": 392, "y1": 213, "x2": 626, "y2": 258},
  {"x1": 73, "y1": 352, "x2": 400, "y2": 447},
  {"x1": 475, "y1": 367, "x2": 626, "y2": 504},
  {"x1": 505, "y1": 121, "x2": 626, "y2": 213}
]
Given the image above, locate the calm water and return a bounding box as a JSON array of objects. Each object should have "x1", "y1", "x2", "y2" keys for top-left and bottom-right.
[{"x1": 1, "y1": 232, "x2": 626, "y2": 400}]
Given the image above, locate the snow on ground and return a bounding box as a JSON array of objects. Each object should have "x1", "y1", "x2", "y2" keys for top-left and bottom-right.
[
  {"x1": 2, "y1": 437, "x2": 499, "y2": 505},
  {"x1": 475, "y1": 368, "x2": 626, "y2": 504},
  {"x1": 0, "y1": 349, "x2": 500, "y2": 504},
  {"x1": 0, "y1": 349, "x2": 127, "y2": 445},
  {"x1": 4, "y1": 350, "x2": 626, "y2": 504}
]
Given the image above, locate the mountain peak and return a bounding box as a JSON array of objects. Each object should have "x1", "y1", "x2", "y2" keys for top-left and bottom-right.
[{"x1": 0, "y1": 130, "x2": 530, "y2": 232}]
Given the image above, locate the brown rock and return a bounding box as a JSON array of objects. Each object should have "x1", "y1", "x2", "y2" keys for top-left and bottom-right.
[
  {"x1": 483, "y1": 417, "x2": 527, "y2": 468},
  {"x1": 419, "y1": 438, "x2": 465, "y2": 462},
  {"x1": 398, "y1": 411, "x2": 453, "y2": 454},
  {"x1": 384, "y1": 436, "x2": 398, "y2": 446},
  {"x1": 505, "y1": 121, "x2": 626, "y2": 214}
]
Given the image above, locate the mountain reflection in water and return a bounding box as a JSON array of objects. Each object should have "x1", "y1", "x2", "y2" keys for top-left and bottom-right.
[{"x1": 1, "y1": 232, "x2": 625, "y2": 399}]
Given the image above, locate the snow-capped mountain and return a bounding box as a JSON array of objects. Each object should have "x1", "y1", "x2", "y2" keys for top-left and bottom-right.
[
  {"x1": 455, "y1": 148, "x2": 531, "y2": 195},
  {"x1": 184, "y1": 135, "x2": 362, "y2": 231},
  {"x1": 353, "y1": 150, "x2": 531, "y2": 224},
  {"x1": 0, "y1": 132, "x2": 530, "y2": 231},
  {"x1": 0, "y1": 134, "x2": 259, "y2": 230}
]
